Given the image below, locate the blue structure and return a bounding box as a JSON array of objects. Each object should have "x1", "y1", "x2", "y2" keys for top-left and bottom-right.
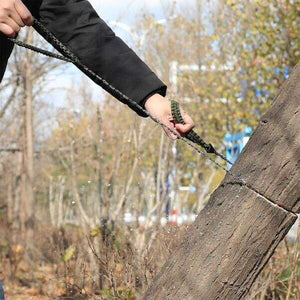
[
  {"x1": 0, "y1": 281, "x2": 4, "y2": 300},
  {"x1": 224, "y1": 126, "x2": 252, "y2": 168}
]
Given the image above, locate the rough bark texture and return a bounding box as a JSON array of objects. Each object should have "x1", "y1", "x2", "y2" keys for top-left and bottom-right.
[{"x1": 143, "y1": 63, "x2": 300, "y2": 300}]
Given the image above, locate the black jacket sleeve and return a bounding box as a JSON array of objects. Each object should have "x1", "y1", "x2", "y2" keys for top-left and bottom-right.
[
  {"x1": 0, "y1": 34, "x2": 14, "y2": 83},
  {"x1": 0, "y1": 0, "x2": 167, "y2": 117}
]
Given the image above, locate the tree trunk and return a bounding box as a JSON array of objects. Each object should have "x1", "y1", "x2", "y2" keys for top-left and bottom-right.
[
  {"x1": 96, "y1": 107, "x2": 104, "y2": 221},
  {"x1": 23, "y1": 28, "x2": 35, "y2": 248},
  {"x1": 143, "y1": 62, "x2": 300, "y2": 299},
  {"x1": 17, "y1": 28, "x2": 35, "y2": 245}
]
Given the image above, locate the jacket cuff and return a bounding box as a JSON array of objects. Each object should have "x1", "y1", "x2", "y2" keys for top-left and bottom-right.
[{"x1": 129, "y1": 73, "x2": 167, "y2": 117}]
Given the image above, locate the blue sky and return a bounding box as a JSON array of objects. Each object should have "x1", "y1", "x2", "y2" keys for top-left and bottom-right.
[
  {"x1": 88, "y1": 0, "x2": 197, "y2": 25},
  {"x1": 89, "y1": 0, "x2": 166, "y2": 24}
]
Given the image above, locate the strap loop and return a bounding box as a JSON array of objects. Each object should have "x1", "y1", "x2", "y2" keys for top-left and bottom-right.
[{"x1": 171, "y1": 100, "x2": 232, "y2": 165}]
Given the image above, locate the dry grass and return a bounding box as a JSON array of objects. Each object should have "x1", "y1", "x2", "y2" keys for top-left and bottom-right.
[{"x1": 0, "y1": 220, "x2": 299, "y2": 300}]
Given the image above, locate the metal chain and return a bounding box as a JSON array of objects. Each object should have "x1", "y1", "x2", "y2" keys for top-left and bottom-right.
[{"x1": 9, "y1": 19, "x2": 244, "y2": 183}]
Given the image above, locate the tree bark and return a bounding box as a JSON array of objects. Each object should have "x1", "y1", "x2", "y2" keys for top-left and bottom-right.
[
  {"x1": 23, "y1": 28, "x2": 35, "y2": 247},
  {"x1": 143, "y1": 62, "x2": 300, "y2": 299}
]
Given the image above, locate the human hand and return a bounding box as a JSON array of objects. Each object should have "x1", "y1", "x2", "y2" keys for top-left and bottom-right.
[
  {"x1": 0, "y1": 0, "x2": 33, "y2": 37},
  {"x1": 144, "y1": 94, "x2": 195, "y2": 140}
]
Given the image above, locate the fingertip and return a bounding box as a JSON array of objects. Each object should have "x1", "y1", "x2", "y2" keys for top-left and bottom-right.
[
  {"x1": 0, "y1": 25, "x2": 16, "y2": 37},
  {"x1": 24, "y1": 15, "x2": 34, "y2": 26}
]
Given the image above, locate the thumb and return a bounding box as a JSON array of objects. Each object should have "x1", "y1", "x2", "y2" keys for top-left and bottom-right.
[{"x1": 175, "y1": 122, "x2": 194, "y2": 134}]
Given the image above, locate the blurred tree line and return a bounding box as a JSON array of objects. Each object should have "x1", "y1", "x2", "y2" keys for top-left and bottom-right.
[{"x1": 0, "y1": 0, "x2": 299, "y2": 298}]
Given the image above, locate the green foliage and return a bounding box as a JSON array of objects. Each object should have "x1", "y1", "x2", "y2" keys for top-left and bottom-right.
[
  {"x1": 90, "y1": 227, "x2": 101, "y2": 237},
  {"x1": 278, "y1": 260, "x2": 300, "y2": 281},
  {"x1": 100, "y1": 288, "x2": 135, "y2": 300},
  {"x1": 0, "y1": 240, "x2": 8, "y2": 249},
  {"x1": 62, "y1": 245, "x2": 76, "y2": 262}
]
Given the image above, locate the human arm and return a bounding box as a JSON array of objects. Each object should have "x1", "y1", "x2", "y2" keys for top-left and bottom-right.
[
  {"x1": 0, "y1": 0, "x2": 166, "y2": 116},
  {"x1": 0, "y1": 0, "x2": 195, "y2": 140},
  {"x1": 32, "y1": 0, "x2": 166, "y2": 117},
  {"x1": 35, "y1": 0, "x2": 195, "y2": 137}
]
